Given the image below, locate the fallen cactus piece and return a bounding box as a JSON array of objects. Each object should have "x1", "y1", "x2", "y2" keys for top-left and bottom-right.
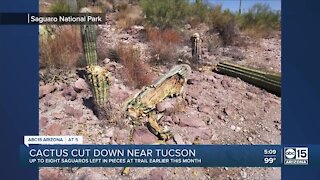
[
  {"x1": 216, "y1": 61, "x2": 281, "y2": 96},
  {"x1": 124, "y1": 64, "x2": 191, "y2": 140},
  {"x1": 124, "y1": 64, "x2": 191, "y2": 120}
]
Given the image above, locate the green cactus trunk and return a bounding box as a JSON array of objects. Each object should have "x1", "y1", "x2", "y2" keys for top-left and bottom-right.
[
  {"x1": 216, "y1": 62, "x2": 281, "y2": 96},
  {"x1": 80, "y1": 8, "x2": 98, "y2": 66}
]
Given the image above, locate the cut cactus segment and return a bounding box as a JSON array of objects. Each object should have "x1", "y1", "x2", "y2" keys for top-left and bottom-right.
[
  {"x1": 216, "y1": 62, "x2": 281, "y2": 96},
  {"x1": 86, "y1": 65, "x2": 111, "y2": 107},
  {"x1": 124, "y1": 64, "x2": 191, "y2": 120}
]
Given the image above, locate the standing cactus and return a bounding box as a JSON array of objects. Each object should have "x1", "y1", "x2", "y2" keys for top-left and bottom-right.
[
  {"x1": 80, "y1": 8, "x2": 98, "y2": 66},
  {"x1": 216, "y1": 62, "x2": 281, "y2": 96},
  {"x1": 87, "y1": 65, "x2": 111, "y2": 119},
  {"x1": 87, "y1": 65, "x2": 111, "y2": 106},
  {"x1": 80, "y1": 7, "x2": 111, "y2": 119},
  {"x1": 190, "y1": 33, "x2": 201, "y2": 62}
]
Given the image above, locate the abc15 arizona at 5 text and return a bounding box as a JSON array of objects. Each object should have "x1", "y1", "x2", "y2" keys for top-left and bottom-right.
[{"x1": 284, "y1": 147, "x2": 308, "y2": 165}]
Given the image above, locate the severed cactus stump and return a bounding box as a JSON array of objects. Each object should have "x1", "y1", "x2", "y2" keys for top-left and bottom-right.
[
  {"x1": 86, "y1": 65, "x2": 111, "y2": 119},
  {"x1": 190, "y1": 33, "x2": 201, "y2": 63}
]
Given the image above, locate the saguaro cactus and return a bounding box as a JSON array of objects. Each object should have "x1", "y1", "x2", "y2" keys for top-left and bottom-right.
[
  {"x1": 80, "y1": 7, "x2": 111, "y2": 119},
  {"x1": 216, "y1": 62, "x2": 281, "y2": 96},
  {"x1": 86, "y1": 65, "x2": 111, "y2": 118},
  {"x1": 80, "y1": 8, "x2": 98, "y2": 66},
  {"x1": 190, "y1": 33, "x2": 201, "y2": 62}
]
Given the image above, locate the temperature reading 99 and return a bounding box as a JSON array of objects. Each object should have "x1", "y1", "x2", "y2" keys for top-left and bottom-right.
[{"x1": 264, "y1": 157, "x2": 276, "y2": 164}]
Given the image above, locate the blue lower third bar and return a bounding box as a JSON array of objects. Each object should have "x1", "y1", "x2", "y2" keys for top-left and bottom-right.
[{"x1": 20, "y1": 145, "x2": 320, "y2": 167}]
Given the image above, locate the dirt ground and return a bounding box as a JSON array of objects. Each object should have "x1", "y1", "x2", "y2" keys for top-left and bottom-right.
[{"x1": 39, "y1": 10, "x2": 281, "y2": 180}]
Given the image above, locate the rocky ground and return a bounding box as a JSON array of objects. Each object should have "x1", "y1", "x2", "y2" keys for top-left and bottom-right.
[{"x1": 39, "y1": 11, "x2": 281, "y2": 180}]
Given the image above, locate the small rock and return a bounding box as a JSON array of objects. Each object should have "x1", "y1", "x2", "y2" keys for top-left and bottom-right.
[
  {"x1": 52, "y1": 112, "x2": 64, "y2": 119},
  {"x1": 156, "y1": 101, "x2": 174, "y2": 113},
  {"x1": 103, "y1": 58, "x2": 111, "y2": 64},
  {"x1": 39, "y1": 84, "x2": 56, "y2": 98},
  {"x1": 149, "y1": 169, "x2": 164, "y2": 180},
  {"x1": 222, "y1": 47, "x2": 244, "y2": 61},
  {"x1": 217, "y1": 114, "x2": 224, "y2": 120},
  {"x1": 223, "y1": 107, "x2": 235, "y2": 116},
  {"x1": 43, "y1": 94, "x2": 55, "y2": 107},
  {"x1": 221, "y1": 79, "x2": 230, "y2": 88},
  {"x1": 187, "y1": 79, "x2": 195, "y2": 85},
  {"x1": 248, "y1": 137, "x2": 253, "y2": 142},
  {"x1": 172, "y1": 115, "x2": 180, "y2": 124},
  {"x1": 173, "y1": 134, "x2": 185, "y2": 144},
  {"x1": 132, "y1": 127, "x2": 158, "y2": 144},
  {"x1": 102, "y1": 137, "x2": 111, "y2": 144},
  {"x1": 185, "y1": 23, "x2": 191, "y2": 30},
  {"x1": 235, "y1": 126, "x2": 242, "y2": 132},
  {"x1": 246, "y1": 92, "x2": 256, "y2": 100},
  {"x1": 73, "y1": 78, "x2": 89, "y2": 92},
  {"x1": 161, "y1": 116, "x2": 173, "y2": 124},
  {"x1": 240, "y1": 170, "x2": 248, "y2": 179},
  {"x1": 132, "y1": 25, "x2": 145, "y2": 31},
  {"x1": 105, "y1": 63, "x2": 116, "y2": 73},
  {"x1": 39, "y1": 116, "x2": 48, "y2": 128},
  {"x1": 105, "y1": 127, "x2": 114, "y2": 137},
  {"x1": 46, "y1": 123, "x2": 62, "y2": 135},
  {"x1": 197, "y1": 104, "x2": 212, "y2": 114},
  {"x1": 64, "y1": 105, "x2": 83, "y2": 119},
  {"x1": 62, "y1": 86, "x2": 77, "y2": 101},
  {"x1": 230, "y1": 125, "x2": 236, "y2": 131},
  {"x1": 213, "y1": 73, "x2": 223, "y2": 79},
  {"x1": 178, "y1": 113, "x2": 206, "y2": 127}
]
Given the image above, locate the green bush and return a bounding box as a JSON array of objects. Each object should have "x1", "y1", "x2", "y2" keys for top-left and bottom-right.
[
  {"x1": 188, "y1": 0, "x2": 211, "y2": 26},
  {"x1": 238, "y1": 3, "x2": 281, "y2": 36},
  {"x1": 208, "y1": 6, "x2": 238, "y2": 45},
  {"x1": 49, "y1": 0, "x2": 71, "y2": 13},
  {"x1": 140, "y1": 0, "x2": 191, "y2": 29},
  {"x1": 140, "y1": 0, "x2": 213, "y2": 28}
]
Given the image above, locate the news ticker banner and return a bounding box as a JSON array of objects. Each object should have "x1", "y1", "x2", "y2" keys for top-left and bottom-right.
[
  {"x1": 0, "y1": 13, "x2": 105, "y2": 24},
  {"x1": 20, "y1": 136, "x2": 320, "y2": 167}
]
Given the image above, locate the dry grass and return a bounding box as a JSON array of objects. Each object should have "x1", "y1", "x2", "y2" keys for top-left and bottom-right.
[
  {"x1": 146, "y1": 28, "x2": 182, "y2": 66},
  {"x1": 115, "y1": 4, "x2": 144, "y2": 29},
  {"x1": 39, "y1": 26, "x2": 83, "y2": 69},
  {"x1": 118, "y1": 44, "x2": 153, "y2": 89}
]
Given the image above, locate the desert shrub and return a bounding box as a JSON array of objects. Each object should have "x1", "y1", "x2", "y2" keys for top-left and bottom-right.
[
  {"x1": 118, "y1": 44, "x2": 153, "y2": 89},
  {"x1": 146, "y1": 28, "x2": 182, "y2": 65},
  {"x1": 140, "y1": 0, "x2": 190, "y2": 29},
  {"x1": 39, "y1": 26, "x2": 83, "y2": 69},
  {"x1": 187, "y1": 0, "x2": 211, "y2": 27},
  {"x1": 107, "y1": 48, "x2": 120, "y2": 62},
  {"x1": 96, "y1": 0, "x2": 114, "y2": 12},
  {"x1": 208, "y1": 6, "x2": 238, "y2": 46},
  {"x1": 49, "y1": 0, "x2": 71, "y2": 13},
  {"x1": 115, "y1": 4, "x2": 144, "y2": 29},
  {"x1": 238, "y1": 3, "x2": 281, "y2": 37}
]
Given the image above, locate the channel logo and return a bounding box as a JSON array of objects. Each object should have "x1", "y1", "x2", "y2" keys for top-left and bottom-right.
[{"x1": 283, "y1": 147, "x2": 308, "y2": 165}]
